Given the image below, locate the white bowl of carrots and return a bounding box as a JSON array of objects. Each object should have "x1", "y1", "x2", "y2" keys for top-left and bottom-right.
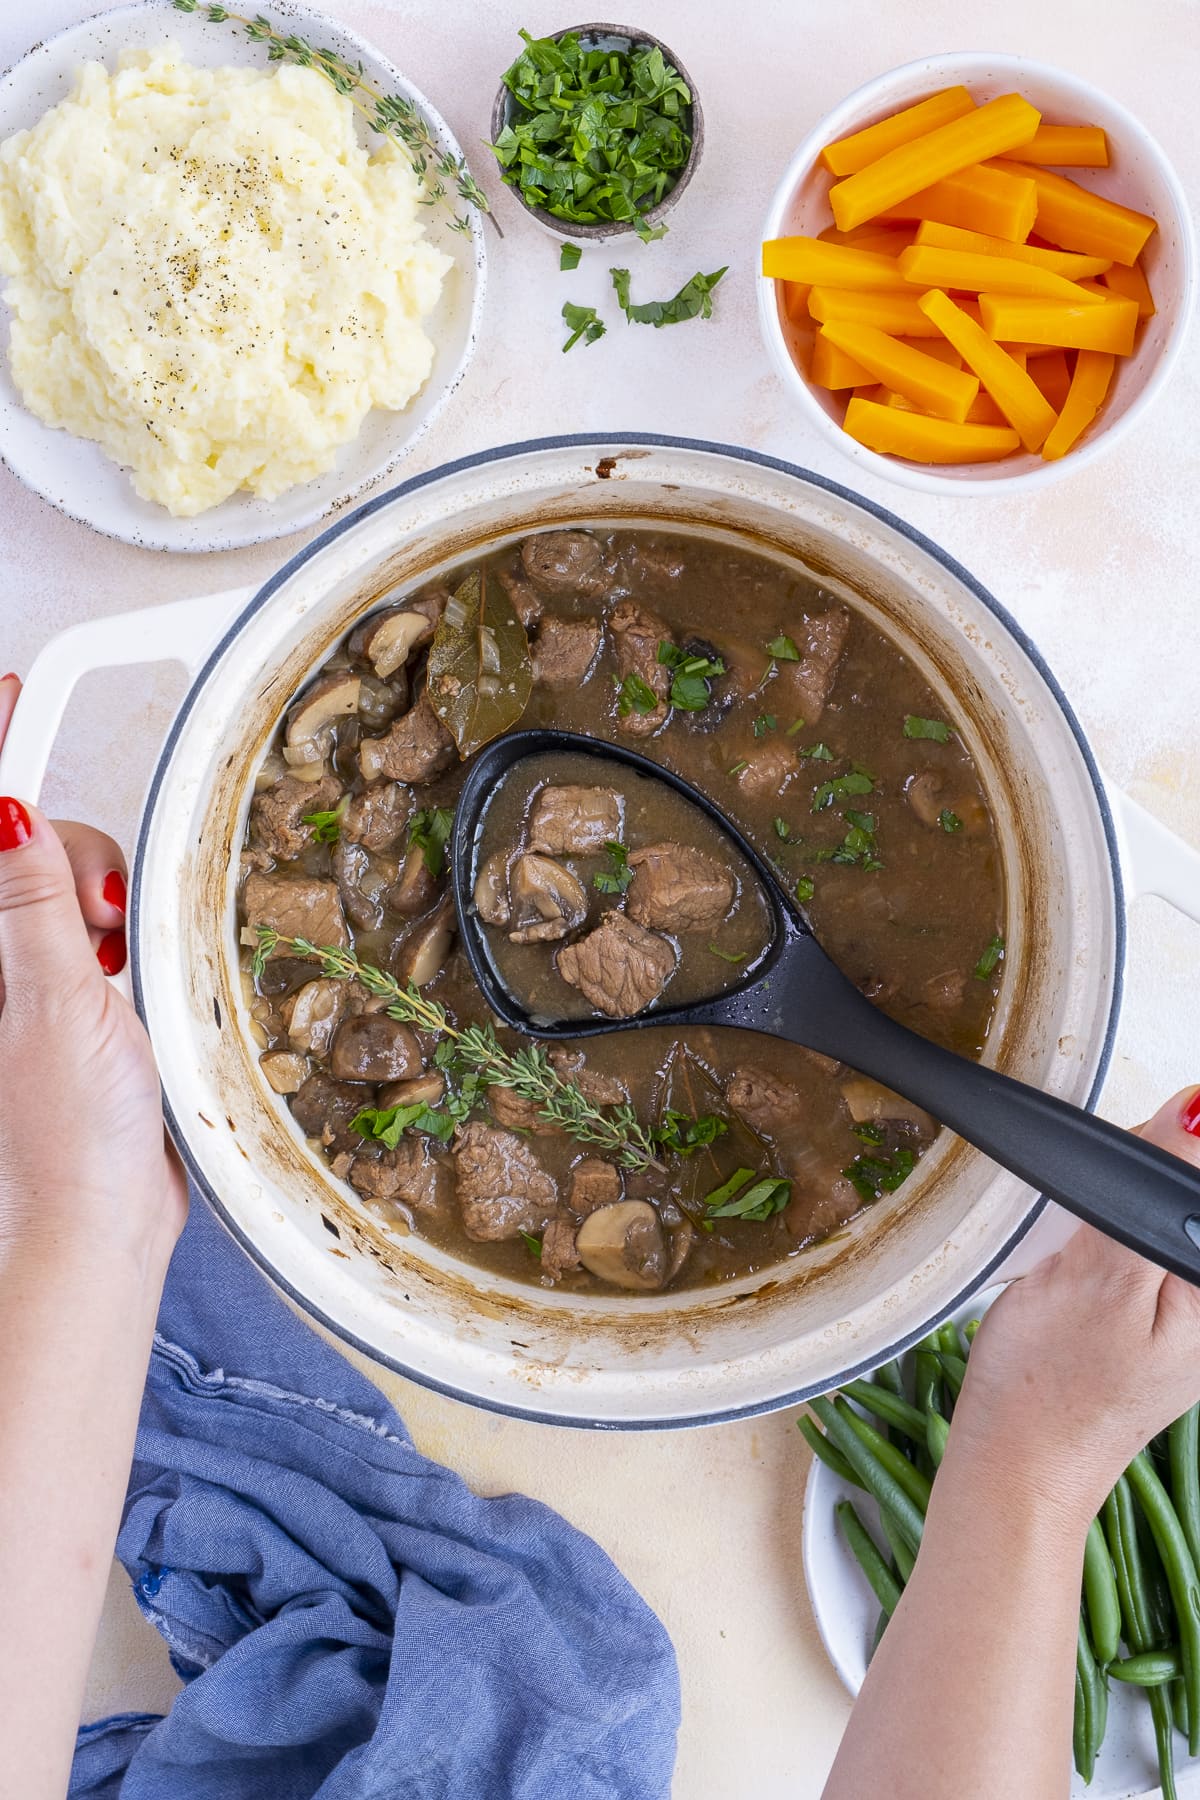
[{"x1": 758, "y1": 53, "x2": 1195, "y2": 492}]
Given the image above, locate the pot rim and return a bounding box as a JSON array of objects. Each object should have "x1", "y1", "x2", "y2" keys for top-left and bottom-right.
[{"x1": 130, "y1": 432, "x2": 1127, "y2": 1429}]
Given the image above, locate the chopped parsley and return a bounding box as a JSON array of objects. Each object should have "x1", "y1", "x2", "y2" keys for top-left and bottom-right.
[
  {"x1": 903, "y1": 715, "x2": 953, "y2": 743},
  {"x1": 973, "y1": 934, "x2": 1006, "y2": 980},
  {"x1": 773, "y1": 816, "x2": 792, "y2": 841},
  {"x1": 852, "y1": 1120, "x2": 886, "y2": 1146},
  {"x1": 939, "y1": 809, "x2": 963, "y2": 834},
  {"x1": 728, "y1": 759, "x2": 749, "y2": 776},
  {"x1": 766, "y1": 634, "x2": 801, "y2": 662},
  {"x1": 843, "y1": 1148, "x2": 916, "y2": 1204},
  {"x1": 703, "y1": 1167, "x2": 792, "y2": 1221},
  {"x1": 351, "y1": 1100, "x2": 456, "y2": 1149},
  {"x1": 708, "y1": 944, "x2": 747, "y2": 964},
  {"x1": 657, "y1": 640, "x2": 724, "y2": 711},
  {"x1": 816, "y1": 808, "x2": 883, "y2": 871},
  {"x1": 519, "y1": 1230, "x2": 543, "y2": 1259},
  {"x1": 593, "y1": 840, "x2": 634, "y2": 895},
  {"x1": 303, "y1": 796, "x2": 347, "y2": 844},
  {"x1": 409, "y1": 806, "x2": 455, "y2": 878},
  {"x1": 795, "y1": 875, "x2": 815, "y2": 905},
  {"x1": 789, "y1": 733, "x2": 835, "y2": 758},
  {"x1": 616, "y1": 671, "x2": 660, "y2": 717},
  {"x1": 559, "y1": 242, "x2": 581, "y2": 271},
  {"x1": 811, "y1": 767, "x2": 874, "y2": 813},
  {"x1": 654, "y1": 1110, "x2": 728, "y2": 1156},
  {"x1": 562, "y1": 301, "x2": 606, "y2": 351},
  {"x1": 752, "y1": 713, "x2": 777, "y2": 738},
  {"x1": 611, "y1": 264, "x2": 728, "y2": 326}
]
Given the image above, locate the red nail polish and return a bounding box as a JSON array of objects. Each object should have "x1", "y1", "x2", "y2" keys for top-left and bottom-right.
[
  {"x1": 97, "y1": 930, "x2": 127, "y2": 977},
  {"x1": 0, "y1": 797, "x2": 32, "y2": 851},
  {"x1": 102, "y1": 870, "x2": 127, "y2": 913},
  {"x1": 1183, "y1": 1092, "x2": 1200, "y2": 1138}
]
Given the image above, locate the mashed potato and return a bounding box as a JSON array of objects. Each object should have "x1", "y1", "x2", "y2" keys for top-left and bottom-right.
[{"x1": 0, "y1": 44, "x2": 453, "y2": 516}]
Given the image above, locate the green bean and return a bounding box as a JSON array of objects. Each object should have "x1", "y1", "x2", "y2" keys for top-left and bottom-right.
[
  {"x1": 936, "y1": 1350, "x2": 967, "y2": 1397},
  {"x1": 837, "y1": 1501, "x2": 903, "y2": 1617},
  {"x1": 963, "y1": 1317, "x2": 980, "y2": 1343},
  {"x1": 809, "y1": 1396, "x2": 925, "y2": 1554},
  {"x1": 878, "y1": 1504, "x2": 916, "y2": 1584},
  {"x1": 1172, "y1": 1676, "x2": 1190, "y2": 1741},
  {"x1": 1083, "y1": 1517, "x2": 1122, "y2": 1666},
  {"x1": 835, "y1": 1399, "x2": 932, "y2": 1513},
  {"x1": 870, "y1": 1605, "x2": 889, "y2": 1661},
  {"x1": 797, "y1": 1415, "x2": 861, "y2": 1488},
  {"x1": 1169, "y1": 1406, "x2": 1200, "y2": 1576},
  {"x1": 1110, "y1": 1648, "x2": 1181, "y2": 1686},
  {"x1": 1074, "y1": 1611, "x2": 1108, "y2": 1782},
  {"x1": 914, "y1": 1346, "x2": 942, "y2": 1414},
  {"x1": 1152, "y1": 1687, "x2": 1179, "y2": 1800},
  {"x1": 937, "y1": 1319, "x2": 966, "y2": 1359},
  {"x1": 1104, "y1": 1478, "x2": 1153, "y2": 1651},
  {"x1": 1127, "y1": 1449, "x2": 1200, "y2": 1755},
  {"x1": 839, "y1": 1379, "x2": 927, "y2": 1444},
  {"x1": 926, "y1": 1408, "x2": 950, "y2": 1469},
  {"x1": 873, "y1": 1359, "x2": 905, "y2": 1399}
]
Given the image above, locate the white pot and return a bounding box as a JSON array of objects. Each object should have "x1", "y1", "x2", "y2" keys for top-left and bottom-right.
[{"x1": 5, "y1": 437, "x2": 1199, "y2": 1427}]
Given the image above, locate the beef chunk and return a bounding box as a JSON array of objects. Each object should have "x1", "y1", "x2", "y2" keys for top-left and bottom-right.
[
  {"x1": 488, "y1": 1085, "x2": 561, "y2": 1136},
  {"x1": 330, "y1": 1015, "x2": 423, "y2": 1083},
  {"x1": 540, "y1": 1216, "x2": 582, "y2": 1280},
  {"x1": 531, "y1": 614, "x2": 602, "y2": 685},
  {"x1": 567, "y1": 1158, "x2": 623, "y2": 1217},
  {"x1": 726, "y1": 1068, "x2": 806, "y2": 1151},
  {"x1": 508, "y1": 854, "x2": 587, "y2": 944},
  {"x1": 495, "y1": 563, "x2": 543, "y2": 630},
  {"x1": 520, "y1": 530, "x2": 607, "y2": 599},
  {"x1": 613, "y1": 538, "x2": 686, "y2": 593},
  {"x1": 610, "y1": 599, "x2": 671, "y2": 736},
  {"x1": 557, "y1": 912, "x2": 676, "y2": 1018},
  {"x1": 548, "y1": 1047, "x2": 629, "y2": 1107},
  {"x1": 333, "y1": 837, "x2": 398, "y2": 933},
  {"x1": 528, "y1": 785, "x2": 622, "y2": 855},
  {"x1": 280, "y1": 977, "x2": 346, "y2": 1057},
  {"x1": 290, "y1": 1071, "x2": 371, "y2": 1153},
  {"x1": 453, "y1": 1122, "x2": 557, "y2": 1241},
  {"x1": 626, "y1": 842, "x2": 736, "y2": 933},
  {"x1": 774, "y1": 608, "x2": 850, "y2": 727},
  {"x1": 249, "y1": 771, "x2": 344, "y2": 863},
  {"x1": 342, "y1": 782, "x2": 411, "y2": 852},
  {"x1": 730, "y1": 741, "x2": 798, "y2": 802},
  {"x1": 359, "y1": 694, "x2": 456, "y2": 785},
  {"x1": 349, "y1": 1137, "x2": 450, "y2": 1216},
  {"x1": 243, "y1": 872, "x2": 348, "y2": 954}
]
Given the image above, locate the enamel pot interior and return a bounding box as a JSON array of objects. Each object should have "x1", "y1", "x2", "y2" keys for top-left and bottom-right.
[{"x1": 133, "y1": 437, "x2": 1122, "y2": 1427}]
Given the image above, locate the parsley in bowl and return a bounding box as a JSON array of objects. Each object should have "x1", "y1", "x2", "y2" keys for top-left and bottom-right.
[{"x1": 488, "y1": 24, "x2": 703, "y2": 241}]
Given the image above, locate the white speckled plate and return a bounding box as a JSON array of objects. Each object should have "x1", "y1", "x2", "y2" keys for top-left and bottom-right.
[
  {"x1": 803, "y1": 1286, "x2": 1180, "y2": 1800},
  {"x1": 0, "y1": 1, "x2": 486, "y2": 552}
]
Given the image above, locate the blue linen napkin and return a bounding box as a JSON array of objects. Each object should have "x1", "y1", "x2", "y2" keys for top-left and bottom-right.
[{"x1": 70, "y1": 1192, "x2": 680, "y2": 1798}]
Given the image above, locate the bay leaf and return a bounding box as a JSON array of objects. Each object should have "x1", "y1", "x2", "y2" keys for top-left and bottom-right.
[{"x1": 425, "y1": 567, "x2": 533, "y2": 758}]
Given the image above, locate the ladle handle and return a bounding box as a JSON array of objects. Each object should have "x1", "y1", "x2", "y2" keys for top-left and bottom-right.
[{"x1": 809, "y1": 979, "x2": 1200, "y2": 1283}]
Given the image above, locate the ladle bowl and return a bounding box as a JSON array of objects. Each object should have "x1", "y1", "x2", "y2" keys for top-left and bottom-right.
[{"x1": 453, "y1": 729, "x2": 1200, "y2": 1282}]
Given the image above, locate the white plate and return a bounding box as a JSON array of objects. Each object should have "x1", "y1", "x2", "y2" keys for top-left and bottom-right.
[
  {"x1": 803, "y1": 1286, "x2": 1183, "y2": 1799},
  {"x1": 0, "y1": 1, "x2": 486, "y2": 551}
]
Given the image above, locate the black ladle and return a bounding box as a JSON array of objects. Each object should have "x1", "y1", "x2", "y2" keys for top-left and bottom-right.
[{"x1": 450, "y1": 730, "x2": 1200, "y2": 1282}]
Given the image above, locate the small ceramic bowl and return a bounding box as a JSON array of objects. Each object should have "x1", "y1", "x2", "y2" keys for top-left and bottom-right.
[
  {"x1": 489, "y1": 22, "x2": 703, "y2": 242},
  {"x1": 757, "y1": 53, "x2": 1195, "y2": 496}
]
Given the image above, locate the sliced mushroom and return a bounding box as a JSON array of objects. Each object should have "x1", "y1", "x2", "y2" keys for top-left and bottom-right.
[
  {"x1": 378, "y1": 1071, "x2": 446, "y2": 1110},
  {"x1": 253, "y1": 750, "x2": 289, "y2": 794},
  {"x1": 279, "y1": 978, "x2": 345, "y2": 1058},
  {"x1": 508, "y1": 854, "x2": 587, "y2": 945},
  {"x1": 841, "y1": 1076, "x2": 936, "y2": 1135},
  {"x1": 259, "y1": 1049, "x2": 309, "y2": 1094},
  {"x1": 575, "y1": 1200, "x2": 668, "y2": 1290},
  {"x1": 473, "y1": 852, "x2": 511, "y2": 926},
  {"x1": 284, "y1": 672, "x2": 361, "y2": 767},
  {"x1": 397, "y1": 893, "x2": 456, "y2": 988},
  {"x1": 388, "y1": 843, "x2": 439, "y2": 918},
  {"x1": 906, "y1": 772, "x2": 989, "y2": 834},
  {"x1": 361, "y1": 607, "x2": 438, "y2": 680}
]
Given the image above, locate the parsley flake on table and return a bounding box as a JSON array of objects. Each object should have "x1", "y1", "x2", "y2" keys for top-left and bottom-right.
[
  {"x1": 559, "y1": 242, "x2": 582, "y2": 271},
  {"x1": 562, "y1": 301, "x2": 606, "y2": 351},
  {"x1": 611, "y1": 264, "x2": 729, "y2": 326}
]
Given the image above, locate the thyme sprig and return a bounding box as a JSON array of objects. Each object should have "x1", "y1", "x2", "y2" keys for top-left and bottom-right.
[
  {"x1": 171, "y1": 1, "x2": 492, "y2": 235},
  {"x1": 251, "y1": 930, "x2": 662, "y2": 1170}
]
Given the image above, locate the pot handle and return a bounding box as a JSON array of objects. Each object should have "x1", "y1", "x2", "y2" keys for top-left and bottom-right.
[
  {"x1": 1105, "y1": 780, "x2": 1200, "y2": 925},
  {"x1": 0, "y1": 586, "x2": 255, "y2": 1002}
]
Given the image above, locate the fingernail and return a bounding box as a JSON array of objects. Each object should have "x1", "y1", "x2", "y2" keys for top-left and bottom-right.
[
  {"x1": 102, "y1": 870, "x2": 127, "y2": 913},
  {"x1": 0, "y1": 672, "x2": 17, "y2": 683},
  {"x1": 0, "y1": 797, "x2": 32, "y2": 852},
  {"x1": 97, "y1": 930, "x2": 127, "y2": 977},
  {"x1": 1182, "y1": 1092, "x2": 1200, "y2": 1138}
]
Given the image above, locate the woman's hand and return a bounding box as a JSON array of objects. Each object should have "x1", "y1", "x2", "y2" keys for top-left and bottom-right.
[
  {"x1": 953, "y1": 1089, "x2": 1200, "y2": 1528},
  {"x1": 0, "y1": 675, "x2": 186, "y2": 1268}
]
